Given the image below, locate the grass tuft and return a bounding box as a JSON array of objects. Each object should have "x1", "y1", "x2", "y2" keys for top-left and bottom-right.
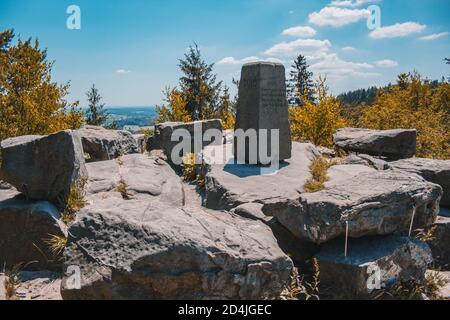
[
  {"x1": 116, "y1": 179, "x2": 131, "y2": 200},
  {"x1": 182, "y1": 153, "x2": 197, "y2": 182},
  {"x1": 304, "y1": 157, "x2": 336, "y2": 193},
  {"x1": 61, "y1": 177, "x2": 87, "y2": 224},
  {"x1": 44, "y1": 234, "x2": 68, "y2": 257},
  {"x1": 281, "y1": 258, "x2": 321, "y2": 300}
]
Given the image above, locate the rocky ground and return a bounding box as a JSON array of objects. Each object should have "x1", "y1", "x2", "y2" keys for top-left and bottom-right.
[{"x1": 1, "y1": 123, "x2": 449, "y2": 300}]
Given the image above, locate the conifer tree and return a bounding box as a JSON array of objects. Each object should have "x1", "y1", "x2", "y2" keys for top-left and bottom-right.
[
  {"x1": 85, "y1": 84, "x2": 108, "y2": 126},
  {"x1": 287, "y1": 54, "x2": 315, "y2": 106}
]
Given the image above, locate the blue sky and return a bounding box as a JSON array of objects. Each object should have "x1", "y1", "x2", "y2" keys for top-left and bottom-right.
[{"x1": 1, "y1": 0, "x2": 449, "y2": 107}]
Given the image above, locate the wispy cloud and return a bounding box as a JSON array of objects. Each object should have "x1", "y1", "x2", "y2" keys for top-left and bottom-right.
[
  {"x1": 116, "y1": 69, "x2": 131, "y2": 74},
  {"x1": 329, "y1": 0, "x2": 381, "y2": 8},
  {"x1": 282, "y1": 26, "x2": 317, "y2": 37},
  {"x1": 217, "y1": 56, "x2": 284, "y2": 65},
  {"x1": 309, "y1": 7, "x2": 370, "y2": 27},
  {"x1": 264, "y1": 38, "x2": 332, "y2": 59},
  {"x1": 342, "y1": 46, "x2": 356, "y2": 52},
  {"x1": 369, "y1": 22, "x2": 426, "y2": 39},
  {"x1": 374, "y1": 59, "x2": 398, "y2": 67},
  {"x1": 310, "y1": 53, "x2": 378, "y2": 78},
  {"x1": 419, "y1": 32, "x2": 449, "y2": 41}
]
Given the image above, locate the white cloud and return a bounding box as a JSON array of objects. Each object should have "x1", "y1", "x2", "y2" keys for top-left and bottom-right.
[
  {"x1": 374, "y1": 59, "x2": 398, "y2": 67},
  {"x1": 309, "y1": 7, "x2": 370, "y2": 27},
  {"x1": 116, "y1": 69, "x2": 131, "y2": 74},
  {"x1": 310, "y1": 53, "x2": 378, "y2": 78},
  {"x1": 264, "y1": 38, "x2": 332, "y2": 59},
  {"x1": 369, "y1": 22, "x2": 426, "y2": 39},
  {"x1": 419, "y1": 32, "x2": 449, "y2": 41},
  {"x1": 329, "y1": 0, "x2": 381, "y2": 8},
  {"x1": 217, "y1": 56, "x2": 259, "y2": 65},
  {"x1": 282, "y1": 26, "x2": 317, "y2": 37},
  {"x1": 217, "y1": 56, "x2": 284, "y2": 66},
  {"x1": 342, "y1": 46, "x2": 356, "y2": 51}
]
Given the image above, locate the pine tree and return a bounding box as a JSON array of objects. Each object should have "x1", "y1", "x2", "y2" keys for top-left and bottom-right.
[
  {"x1": 178, "y1": 43, "x2": 223, "y2": 120},
  {"x1": 0, "y1": 29, "x2": 84, "y2": 141},
  {"x1": 85, "y1": 84, "x2": 108, "y2": 126},
  {"x1": 287, "y1": 54, "x2": 315, "y2": 106}
]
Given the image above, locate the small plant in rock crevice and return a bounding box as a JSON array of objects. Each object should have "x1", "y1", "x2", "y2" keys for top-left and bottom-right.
[
  {"x1": 60, "y1": 177, "x2": 87, "y2": 224},
  {"x1": 304, "y1": 157, "x2": 336, "y2": 193},
  {"x1": 116, "y1": 179, "x2": 131, "y2": 200}
]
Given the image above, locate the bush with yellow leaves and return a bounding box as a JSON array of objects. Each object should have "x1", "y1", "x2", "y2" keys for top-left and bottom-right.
[
  {"x1": 0, "y1": 29, "x2": 84, "y2": 142},
  {"x1": 289, "y1": 77, "x2": 347, "y2": 148},
  {"x1": 361, "y1": 72, "x2": 449, "y2": 159}
]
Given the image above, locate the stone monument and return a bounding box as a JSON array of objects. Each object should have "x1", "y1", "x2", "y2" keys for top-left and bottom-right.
[{"x1": 234, "y1": 62, "x2": 292, "y2": 164}]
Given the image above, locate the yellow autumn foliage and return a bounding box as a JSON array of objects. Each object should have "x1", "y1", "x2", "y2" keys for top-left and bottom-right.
[
  {"x1": 0, "y1": 30, "x2": 84, "y2": 142},
  {"x1": 289, "y1": 77, "x2": 347, "y2": 148},
  {"x1": 156, "y1": 88, "x2": 192, "y2": 123},
  {"x1": 361, "y1": 73, "x2": 450, "y2": 159}
]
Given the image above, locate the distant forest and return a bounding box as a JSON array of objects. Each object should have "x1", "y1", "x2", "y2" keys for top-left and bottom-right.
[{"x1": 338, "y1": 79, "x2": 445, "y2": 105}]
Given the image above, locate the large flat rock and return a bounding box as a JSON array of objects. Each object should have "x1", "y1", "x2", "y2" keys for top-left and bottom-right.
[
  {"x1": 61, "y1": 195, "x2": 293, "y2": 300},
  {"x1": 204, "y1": 142, "x2": 320, "y2": 211},
  {"x1": 333, "y1": 128, "x2": 417, "y2": 159},
  {"x1": 317, "y1": 236, "x2": 432, "y2": 299},
  {"x1": 0, "y1": 130, "x2": 87, "y2": 206},
  {"x1": 0, "y1": 195, "x2": 67, "y2": 270},
  {"x1": 78, "y1": 125, "x2": 139, "y2": 162},
  {"x1": 263, "y1": 169, "x2": 442, "y2": 244},
  {"x1": 390, "y1": 157, "x2": 450, "y2": 207},
  {"x1": 85, "y1": 154, "x2": 184, "y2": 206}
]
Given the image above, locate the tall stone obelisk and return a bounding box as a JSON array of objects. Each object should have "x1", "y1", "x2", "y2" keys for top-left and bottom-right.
[{"x1": 234, "y1": 62, "x2": 292, "y2": 164}]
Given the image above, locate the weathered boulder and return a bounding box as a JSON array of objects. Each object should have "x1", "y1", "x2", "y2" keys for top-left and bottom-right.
[
  {"x1": 85, "y1": 154, "x2": 183, "y2": 206},
  {"x1": 204, "y1": 142, "x2": 320, "y2": 211},
  {"x1": 390, "y1": 158, "x2": 450, "y2": 207},
  {"x1": 231, "y1": 203, "x2": 319, "y2": 267},
  {"x1": 263, "y1": 169, "x2": 442, "y2": 244},
  {"x1": 424, "y1": 216, "x2": 450, "y2": 269},
  {"x1": 0, "y1": 195, "x2": 67, "y2": 270},
  {"x1": 340, "y1": 154, "x2": 390, "y2": 170},
  {"x1": 153, "y1": 119, "x2": 223, "y2": 163},
  {"x1": 132, "y1": 134, "x2": 146, "y2": 153},
  {"x1": 333, "y1": 128, "x2": 417, "y2": 159},
  {"x1": 316, "y1": 236, "x2": 432, "y2": 299},
  {"x1": 61, "y1": 196, "x2": 293, "y2": 300},
  {"x1": 78, "y1": 125, "x2": 139, "y2": 162},
  {"x1": 0, "y1": 130, "x2": 87, "y2": 206}
]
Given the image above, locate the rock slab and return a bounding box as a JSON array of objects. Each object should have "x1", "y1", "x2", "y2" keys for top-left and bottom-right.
[
  {"x1": 333, "y1": 128, "x2": 416, "y2": 159},
  {"x1": 61, "y1": 196, "x2": 293, "y2": 300},
  {"x1": 153, "y1": 119, "x2": 223, "y2": 163},
  {"x1": 0, "y1": 130, "x2": 87, "y2": 206},
  {"x1": 0, "y1": 195, "x2": 67, "y2": 270},
  {"x1": 390, "y1": 157, "x2": 450, "y2": 207},
  {"x1": 425, "y1": 216, "x2": 450, "y2": 269},
  {"x1": 234, "y1": 62, "x2": 291, "y2": 163},
  {"x1": 78, "y1": 125, "x2": 139, "y2": 162},
  {"x1": 317, "y1": 236, "x2": 433, "y2": 299}
]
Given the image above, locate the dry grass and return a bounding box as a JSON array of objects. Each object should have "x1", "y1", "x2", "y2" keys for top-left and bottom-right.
[
  {"x1": 281, "y1": 258, "x2": 321, "y2": 300},
  {"x1": 116, "y1": 180, "x2": 131, "y2": 200},
  {"x1": 304, "y1": 157, "x2": 336, "y2": 193},
  {"x1": 371, "y1": 271, "x2": 448, "y2": 300},
  {"x1": 44, "y1": 234, "x2": 68, "y2": 257},
  {"x1": 3, "y1": 263, "x2": 25, "y2": 300},
  {"x1": 60, "y1": 177, "x2": 87, "y2": 224},
  {"x1": 182, "y1": 153, "x2": 197, "y2": 182}
]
